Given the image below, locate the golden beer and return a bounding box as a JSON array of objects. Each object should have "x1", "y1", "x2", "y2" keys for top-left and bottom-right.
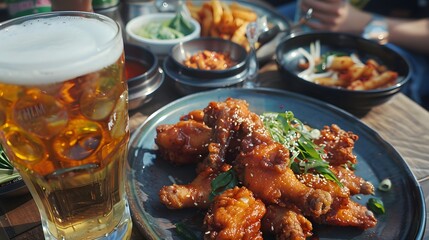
[{"x1": 0, "y1": 12, "x2": 132, "y2": 239}]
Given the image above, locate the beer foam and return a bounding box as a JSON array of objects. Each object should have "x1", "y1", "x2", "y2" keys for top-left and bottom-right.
[{"x1": 0, "y1": 15, "x2": 123, "y2": 84}]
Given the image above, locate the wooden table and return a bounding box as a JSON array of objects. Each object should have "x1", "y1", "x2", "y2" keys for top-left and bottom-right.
[{"x1": 0, "y1": 60, "x2": 428, "y2": 240}]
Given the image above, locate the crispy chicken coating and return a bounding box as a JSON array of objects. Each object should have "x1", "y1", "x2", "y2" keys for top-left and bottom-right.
[
  {"x1": 200, "y1": 98, "x2": 249, "y2": 171},
  {"x1": 159, "y1": 166, "x2": 228, "y2": 209},
  {"x1": 199, "y1": 98, "x2": 273, "y2": 172},
  {"x1": 180, "y1": 109, "x2": 205, "y2": 122},
  {"x1": 156, "y1": 98, "x2": 379, "y2": 239},
  {"x1": 297, "y1": 170, "x2": 377, "y2": 229},
  {"x1": 262, "y1": 205, "x2": 313, "y2": 240},
  {"x1": 155, "y1": 120, "x2": 212, "y2": 165},
  {"x1": 235, "y1": 142, "x2": 333, "y2": 218},
  {"x1": 314, "y1": 198, "x2": 377, "y2": 229},
  {"x1": 314, "y1": 124, "x2": 359, "y2": 166},
  {"x1": 203, "y1": 186, "x2": 266, "y2": 240},
  {"x1": 296, "y1": 173, "x2": 350, "y2": 199},
  {"x1": 331, "y1": 166, "x2": 375, "y2": 195}
]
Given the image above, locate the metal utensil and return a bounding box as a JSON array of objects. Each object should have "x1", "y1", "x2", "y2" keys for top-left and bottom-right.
[
  {"x1": 243, "y1": 17, "x2": 267, "y2": 88},
  {"x1": 258, "y1": 8, "x2": 313, "y2": 45}
]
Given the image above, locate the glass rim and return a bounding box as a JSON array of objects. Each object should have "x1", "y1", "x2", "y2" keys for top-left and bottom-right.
[
  {"x1": 0, "y1": 11, "x2": 122, "y2": 57},
  {"x1": 0, "y1": 11, "x2": 123, "y2": 84}
]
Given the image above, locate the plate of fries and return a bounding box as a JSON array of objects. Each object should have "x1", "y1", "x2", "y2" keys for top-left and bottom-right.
[{"x1": 186, "y1": 0, "x2": 290, "y2": 61}]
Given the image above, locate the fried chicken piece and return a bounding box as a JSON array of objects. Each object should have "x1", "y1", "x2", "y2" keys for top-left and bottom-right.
[
  {"x1": 331, "y1": 166, "x2": 375, "y2": 195},
  {"x1": 199, "y1": 98, "x2": 251, "y2": 171},
  {"x1": 296, "y1": 173, "x2": 350, "y2": 199},
  {"x1": 199, "y1": 98, "x2": 272, "y2": 172},
  {"x1": 203, "y1": 186, "x2": 266, "y2": 240},
  {"x1": 235, "y1": 142, "x2": 333, "y2": 218},
  {"x1": 180, "y1": 109, "x2": 205, "y2": 122},
  {"x1": 237, "y1": 108, "x2": 274, "y2": 154},
  {"x1": 314, "y1": 124, "x2": 358, "y2": 166},
  {"x1": 297, "y1": 169, "x2": 376, "y2": 229},
  {"x1": 159, "y1": 165, "x2": 231, "y2": 209},
  {"x1": 262, "y1": 204, "x2": 313, "y2": 240},
  {"x1": 155, "y1": 120, "x2": 212, "y2": 165},
  {"x1": 314, "y1": 198, "x2": 377, "y2": 229}
]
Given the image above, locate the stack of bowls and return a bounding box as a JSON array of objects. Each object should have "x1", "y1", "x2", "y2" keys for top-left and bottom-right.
[
  {"x1": 164, "y1": 37, "x2": 249, "y2": 95},
  {"x1": 125, "y1": 43, "x2": 164, "y2": 110}
]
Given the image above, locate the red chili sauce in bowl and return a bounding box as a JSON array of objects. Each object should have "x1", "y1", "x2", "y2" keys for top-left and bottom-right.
[{"x1": 125, "y1": 59, "x2": 148, "y2": 80}]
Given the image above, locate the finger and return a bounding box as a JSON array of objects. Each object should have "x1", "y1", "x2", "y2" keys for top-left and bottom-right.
[
  {"x1": 309, "y1": 9, "x2": 338, "y2": 26},
  {"x1": 305, "y1": 20, "x2": 336, "y2": 31},
  {"x1": 302, "y1": 0, "x2": 343, "y2": 15}
]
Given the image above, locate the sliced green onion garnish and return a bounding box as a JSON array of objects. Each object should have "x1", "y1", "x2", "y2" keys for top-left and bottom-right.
[
  {"x1": 261, "y1": 111, "x2": 342, "y2": 187},
  {"x1": 378, "y1": 178, "x2": 392, "y2": 192}
]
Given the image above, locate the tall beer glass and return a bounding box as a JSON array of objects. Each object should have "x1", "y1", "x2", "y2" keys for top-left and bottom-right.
[{"x1": 0, "y1": 12, "x2": 132, "y2": 239}]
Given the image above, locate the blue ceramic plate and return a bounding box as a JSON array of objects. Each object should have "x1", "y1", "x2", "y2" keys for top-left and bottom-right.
[{"x1": 126, "y1": 88, "x2": 426, "y2": 240}]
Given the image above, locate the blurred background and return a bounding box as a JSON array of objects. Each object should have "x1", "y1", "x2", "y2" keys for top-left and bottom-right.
[{"x1": 0, "y1": 0, "x2": 294, "y2": 22}]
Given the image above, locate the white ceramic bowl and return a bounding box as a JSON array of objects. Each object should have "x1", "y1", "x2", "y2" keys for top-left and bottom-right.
[{"x1": 125, "y1": 13, "x2": 201, "y2": 57}]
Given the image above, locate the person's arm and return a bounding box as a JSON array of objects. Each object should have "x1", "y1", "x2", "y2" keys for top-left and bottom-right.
[
  {"x1": 300, "y1": 0, "x2": 372, "y2": 34},
  {"x1": 50, "y1": 0, "x2": 93, "y2": 12},
  {"x1": 388, "y1": 18, "x2": 429, "y2": 54},
  {"x1": 301, "y1": 0, "x2": 429, "y2": 54}
]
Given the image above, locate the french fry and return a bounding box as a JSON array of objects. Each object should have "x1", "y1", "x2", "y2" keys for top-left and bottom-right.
[
  {"x1": 231, "y1": 8, "x2": 258, "y2": 22},
  {"x1": 186, "y1": 0, "x2": 260, "y2": 50},
  {"x1": 211, "y1": 0, "x2": 223, "y2": 24},
  {"x1": 220, "y1": 2, "x2": 233, "y2": 24},
  {"x1": 201, "y1": 7, "x2": 213, "y2": 37},
  {"x1": 210, "y1": 27, "x2": 220, "y2": 38},
  {"x1": 231, "y1": 22, "x2": 248, "y2": 44}
]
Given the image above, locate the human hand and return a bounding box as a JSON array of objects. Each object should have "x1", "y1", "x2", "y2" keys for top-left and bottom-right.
[{"x1": 300, "y1": 0, "x2": 371, "y2": 34}]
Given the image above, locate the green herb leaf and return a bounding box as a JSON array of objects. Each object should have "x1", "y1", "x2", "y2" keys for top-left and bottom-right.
[
  {"x1": 367, "y1": 197, "x2": 385, "y2": 214},
  {"x1": 297, "y1": 136, "x2": 322, "y2": 161},
  {"x1": 209, "y1": 168, "x2": 238, "y2": 201},
  {"x1": 261, "y1": 111, "x2": 342, "y2": 186}
]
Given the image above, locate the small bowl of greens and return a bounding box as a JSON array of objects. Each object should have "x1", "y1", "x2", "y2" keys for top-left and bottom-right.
[
  {"x1": 0, "y1": 144, "x2": 27, "y2": 198},
  {"x1": 126, "y1": 12, "x2": 201, "y2": 58}
]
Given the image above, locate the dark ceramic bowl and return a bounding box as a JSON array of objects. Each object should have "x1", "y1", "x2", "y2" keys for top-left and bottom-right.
[
  {"x1": 275, "y1": 31, "x2": 411, "y2": 116},
  {"x1": 163, "y1": 56, "x2": 248, "y2": 96},
  {"x1": 125, "y1": 43, "x2": 164, "y2": 110},
  {"x1": 163, "y1": 38, "x2": 249, "y2": 96},
  {"x1": 169, "y1": 37, "x2": 248, "y2": 79}
]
